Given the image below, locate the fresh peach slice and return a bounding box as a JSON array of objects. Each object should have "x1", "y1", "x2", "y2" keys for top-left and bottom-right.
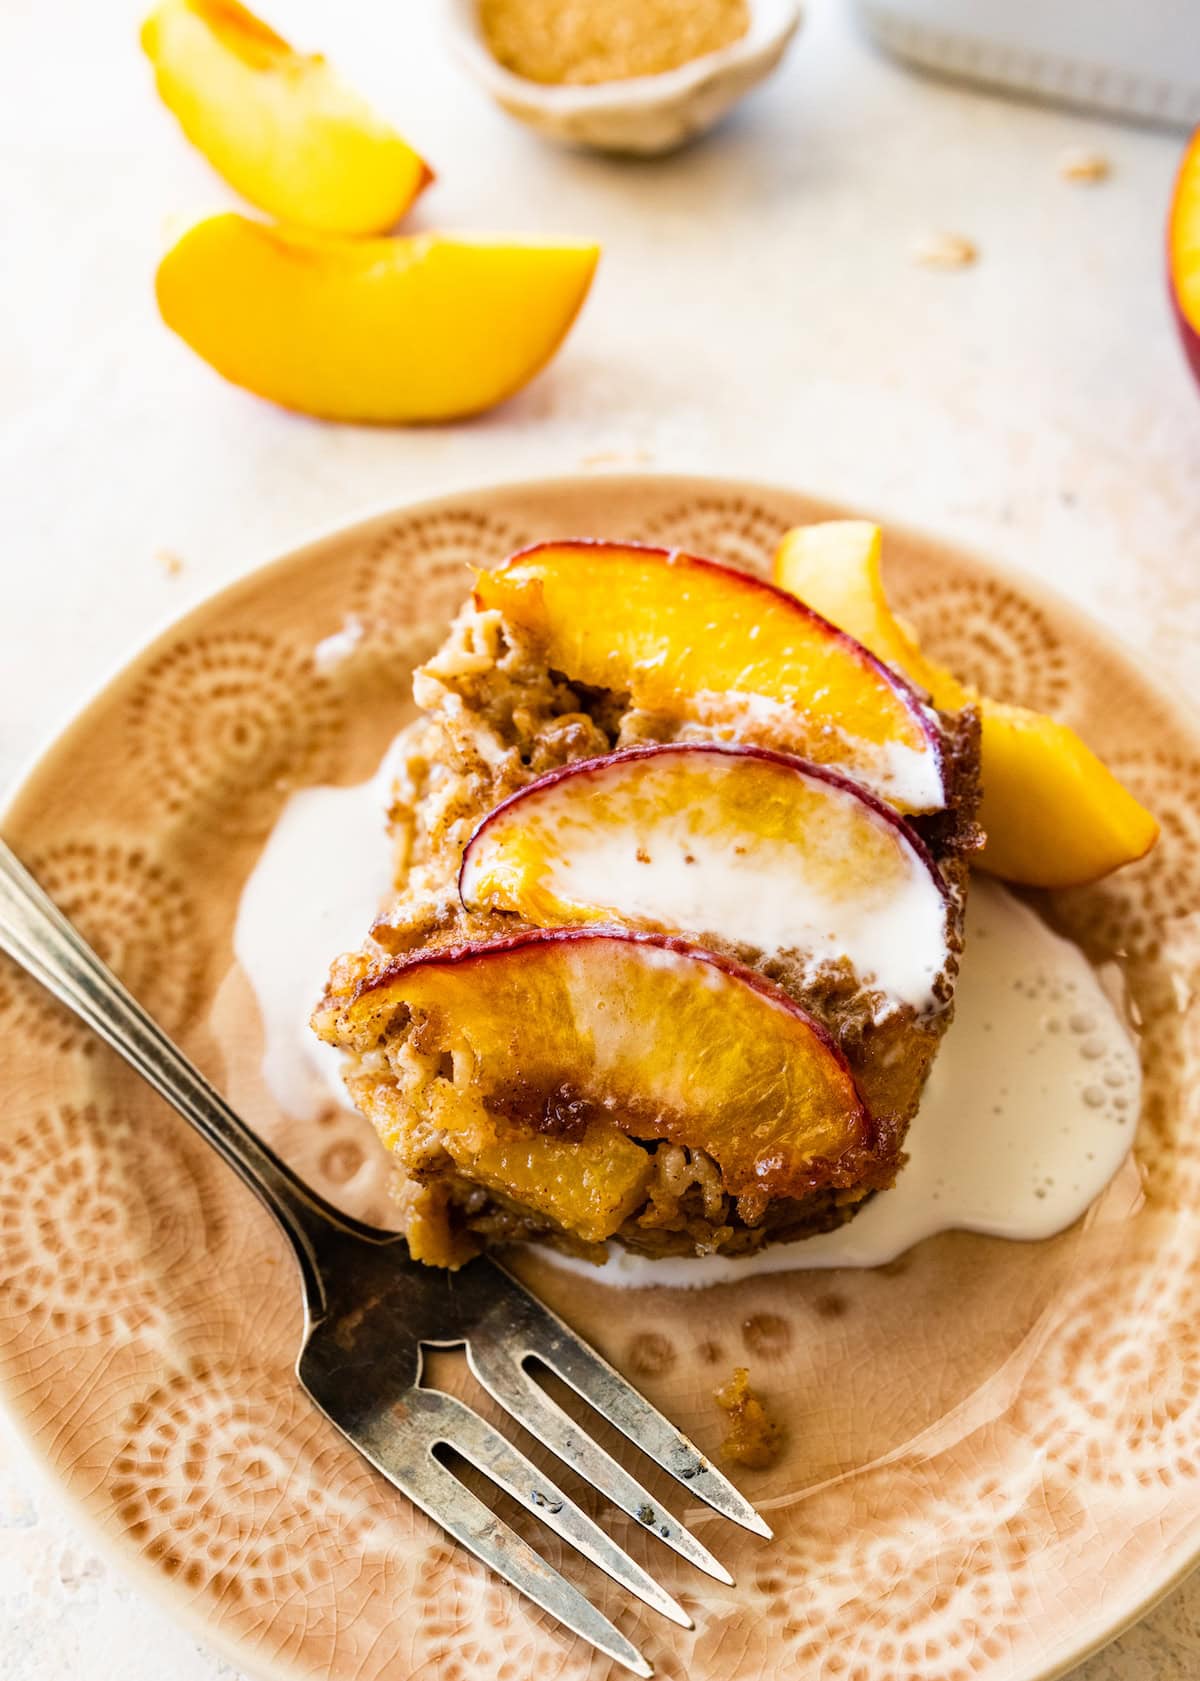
[
  {"x1": 772, "y1": 521, "x2": 1158, "y2": 887},
  {"x1": 474, "y1": 542, "x2": 946, "y2": 812},
  {"x1": 156, "y1": 215, "x2": 600, "y2": 422},
  {"x1": 460, "y1": 744, "x2": 951, "y2": 1008},
  {"x1": 971, "y1": 704, "x2": 1158, "y2": 886},
  {"x1": 774, "y1": 521, "x2": 956, "y2": 702},
  {"x1": 344, "y1": 930, "x2": 870, "y2": 1205},
  {"x1": 1169, "y1": 127, "x2": 1200, "y2": 383},
  {"x1": 141, "y1": 0, "x2": 432, "y2": 235}
]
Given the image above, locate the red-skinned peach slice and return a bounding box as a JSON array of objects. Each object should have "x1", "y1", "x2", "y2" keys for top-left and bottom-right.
[
  {"x1": 472, "y1": 542, "x2": 946, "y2": 812},
  {"x1": 460, "y1": 744, "x2": 951, "y2": 1009},
  {"x1": 1169, "y1": 127, "x2": 1200, "y2": 383},
  {"x1": 343, "y1": 929, "x2": 870, "y2": 1204}
]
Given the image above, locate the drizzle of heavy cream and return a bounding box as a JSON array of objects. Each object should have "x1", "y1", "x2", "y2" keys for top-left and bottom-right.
[{"x1": 234, "y1": 742, "x2": 1140, "y2": 1287}]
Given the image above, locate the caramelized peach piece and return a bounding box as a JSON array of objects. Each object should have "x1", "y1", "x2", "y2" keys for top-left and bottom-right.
[
  {"x1": 772, "y1": 522, "x2": 1158, "y2": 886},
  {"x1": 141, "y1": 0, "x2": 431, "y2": 235},
  {"x1": 461, "y1": 1127, "x2": 653, "y2": 1245},
  {"x1": 474, "y1": 543, "x2": 945, "y2": 812},
  {"x1": 460, "y1": 743, "x2": 951, "y2": 1007},
  {"x1": 156, "y1": 215, "x2": 600, "y2": 421},
  {"x1": 340, "y1": 930, "x2": 869, "y2": 1208},
  {"x1": 347, "y1": 1067, "x2": 650, "y2": 1249}
]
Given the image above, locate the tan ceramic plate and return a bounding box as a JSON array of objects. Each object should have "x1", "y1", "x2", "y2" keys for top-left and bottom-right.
[{"x1": 1, "y1": 475, "x2": 1198, "y2": 1681}]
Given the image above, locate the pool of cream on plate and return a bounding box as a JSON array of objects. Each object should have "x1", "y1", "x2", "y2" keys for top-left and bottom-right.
[{"x1": 234, "y1": 739, "x2": 1141, "y2": 1287}]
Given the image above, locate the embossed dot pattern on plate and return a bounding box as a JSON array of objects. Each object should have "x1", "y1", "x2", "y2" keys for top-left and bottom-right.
[{"x1": 0, "y1": 477, "x2": 1196, "y2": 1681}]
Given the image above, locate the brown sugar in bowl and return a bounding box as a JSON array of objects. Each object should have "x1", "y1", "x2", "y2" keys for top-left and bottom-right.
[{"x1": 443, "y1": 0, "x2": 803, "y2": 155}]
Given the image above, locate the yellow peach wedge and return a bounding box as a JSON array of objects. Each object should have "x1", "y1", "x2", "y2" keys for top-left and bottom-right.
[
  {"x1": 141, "y1": 0, "x2": 431, "y2": 235},
  {"x1": 156, "y1": 215, "x2": 600, "y2": 422},
  {"x1": 970, "y1": 702, "x2": 1159, "y2": 887},
  {"x1": 774, "y1": 521, "x2": 943, "y2": 694},
  {"x1": 475, "y1": 542, "x2": 948, "y2": 813},
  {"x1": 773, "y1": 521, "x2": 1158, "y2": 887}
]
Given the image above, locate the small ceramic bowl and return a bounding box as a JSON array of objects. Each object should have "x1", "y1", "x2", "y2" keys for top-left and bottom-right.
[{"x1": 444, "y1": 0, "x2": 803, "y2": 156}]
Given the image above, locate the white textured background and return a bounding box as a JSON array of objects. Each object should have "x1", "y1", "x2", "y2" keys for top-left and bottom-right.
[{"x1": 1, "y1": 0, "x2": 1199, "y2": 1675}]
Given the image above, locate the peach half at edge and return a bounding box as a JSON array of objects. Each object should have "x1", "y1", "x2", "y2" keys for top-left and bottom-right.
[
  {"x1": 1169, "y1": 125, "x2": 1200, "y2": 384},
  {"x1": 474, "y1": 541, "x2": 947, "y2": 813},
  {"x1": 341, "y1": 928, "x2": 872, "y2": 1214},
  {"x1": 772, "y1": 520, "x2": 1159, "y2": 888},
  {"x1": 459, "y1": 742, "x2": 952, "y2": 1010},
  {"x1": 141, "y1": 0, "x2": 432, "y2": 236},
  {"x1": 155, "y1": 215, "x2": 600, "y2": 422}
]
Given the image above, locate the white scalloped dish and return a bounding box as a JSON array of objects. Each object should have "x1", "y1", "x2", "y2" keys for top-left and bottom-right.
[{"x1": 444, "y1": 0, "x2": 803, "y2": 154}]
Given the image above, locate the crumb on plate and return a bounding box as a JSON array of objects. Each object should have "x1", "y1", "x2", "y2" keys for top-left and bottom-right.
[
  {"x1": 1058, "y1": 149, "x2": 1111, "y2": 184},
  {"x1": 580, "y1": 448, "x2": 655, "y2": 468},
  {"x1": 714, "y1": 1366, "x2": 782, "y2": 1469}
]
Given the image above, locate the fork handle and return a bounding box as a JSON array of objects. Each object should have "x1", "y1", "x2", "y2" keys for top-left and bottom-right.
[{"x1": 0, "y1": 833, "x2": 347, "y2": 1317}]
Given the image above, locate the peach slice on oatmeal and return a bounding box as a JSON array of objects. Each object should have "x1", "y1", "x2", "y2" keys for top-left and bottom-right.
[
  {"x1": 460, "y1": 743, "x2": 952, "y2": 1008},
  {"x1": 473, "y1": 542, "x2": 946, "y2": 812},
  {"x1": 337, "y1": 930, "x2": 871, "y2": 1216},
  {"x1": 141, "y1": 0, "x2": 432, "y2": 235},
  {"x1": 773, "y1": 521, "x2": 1159, "y2": 887},
  {"x1": 155, "y1": 215, "x2": 600, "y2": 422}
]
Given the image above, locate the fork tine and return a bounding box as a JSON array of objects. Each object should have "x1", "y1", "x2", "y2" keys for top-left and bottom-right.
[
  {"x1": 466, "y1": 1330, "x2": 735, "y2": 1585},
  {"x1": 494, "y1": 1269, "x2": 773, "y2": 1539},
  {"x1": 412, "y1": 1388, "x2": 691, "y2": 1630},
  {"x1": 315, "y1": 1396, "x2": 655, "y2": 1678}
]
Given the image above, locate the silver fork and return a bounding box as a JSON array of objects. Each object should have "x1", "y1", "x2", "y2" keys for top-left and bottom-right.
[{"x1": 0, "y1": 836, "x2": 770, "y2": 1677}]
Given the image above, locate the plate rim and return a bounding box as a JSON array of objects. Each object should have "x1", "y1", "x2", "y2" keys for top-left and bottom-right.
[
  {"x1": 4, "y1": 470, "x2": 1197, "y2": 823},
  {"x1": 1, "y1": 468, "x2": 1196, "y2": 1681}
]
